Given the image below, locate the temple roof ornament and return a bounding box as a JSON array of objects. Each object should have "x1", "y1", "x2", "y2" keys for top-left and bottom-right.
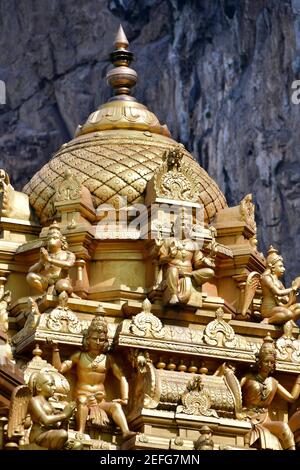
[
  {"x1": 75, "y1": 25, "x2": 170, "y2": 138},
  {"x1": 23, "y1": 26, "x2": 226, "y2": 224},
  {"x1": 148, "y1": 144, "x2": 202, "y2": 203}
]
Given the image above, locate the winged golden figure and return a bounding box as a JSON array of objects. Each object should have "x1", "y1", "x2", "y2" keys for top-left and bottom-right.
[{"x1": 241, "y1": 246, "x2": 300, "y2": 325}]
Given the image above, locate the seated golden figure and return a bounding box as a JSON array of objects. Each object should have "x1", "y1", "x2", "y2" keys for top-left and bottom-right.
[
  {"x1": 155, "y1": 225, "x2": 215, "y2": 304},
  {"x1": 7, "y1": 371, "x2": 76, "y2": 450},
  {"x1": 241, "y1": 334, "x2": 300, "y2": 450},
  {"x1": 51, "y1": 316, "x2": 135, "y2": 440},
  {"x1": 28, "y1": 372, "x2": 76, "y2": 449},
  {"x1": 260, "y1": 246, "x2": 300, "y2": 325},
  {"x1": 241, "y1": 246, "x2": 300, "y2": 325},
  {"x1": 27, "y1": 221, "x2": 76, "y2": 297}
]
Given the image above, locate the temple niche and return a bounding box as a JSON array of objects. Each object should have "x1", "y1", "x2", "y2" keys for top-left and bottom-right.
[{"x1": 1, "y1": 26, "x2": 300, "y2": 451}]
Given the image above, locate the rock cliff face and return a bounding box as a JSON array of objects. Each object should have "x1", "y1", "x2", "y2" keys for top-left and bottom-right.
[{"x1": 0, "y1": 0, "x2": 299, "y2": 281}]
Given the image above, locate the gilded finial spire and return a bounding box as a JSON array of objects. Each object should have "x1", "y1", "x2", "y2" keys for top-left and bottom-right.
[
  {"x1": 107, "y1": 24, "x2": 137, "y2": 100},
  {"x1": 75, "y1": 25, "x2": 170, "y2": 137}
]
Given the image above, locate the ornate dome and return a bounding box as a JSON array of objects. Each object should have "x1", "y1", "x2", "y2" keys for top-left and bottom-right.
[{"x1": 23, "y1": 26, "x2": 226, "y2": 224}]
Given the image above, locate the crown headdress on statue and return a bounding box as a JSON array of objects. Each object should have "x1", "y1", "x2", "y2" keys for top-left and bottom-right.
[
  {"x1": 48, "y1": 220, "x2": 61, "y2": 233},
  {"x1": 257, "y1": 333, "x2": 276, "y2": 362},
  {"x1": 266, "y1": 245, "x2": 283, "y2": 268},
  {"x1": 82, "y1": 313, "x2": 109, "y2": 352},
  {"x1": 87, "y1": 314, "x2": 108, "y2": 335}
]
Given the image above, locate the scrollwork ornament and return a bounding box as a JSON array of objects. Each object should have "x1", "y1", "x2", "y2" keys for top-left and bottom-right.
[
  {"x1": 203, "y1": 308, "x2": 237, "y2": 348},
  {"x1": 130, "y1": 299, "x2": 165, "y2": 338},
  {"x1": 180, "y1": 388, "x2": 218, "y2": 417},
  {"x1": 153, "y1": 145, "x2": 201, "y2": 202},
  {"x1": 47, "y1": 309, "x2": 82, "y2": 334},
  {"x1": 276, "y1": 321, "x2": 300, "y2": 363}
]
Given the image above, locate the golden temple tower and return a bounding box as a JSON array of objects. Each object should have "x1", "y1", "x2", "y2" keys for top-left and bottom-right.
[{"x1": 0, "y1": 26, "x2": 300, "y2": 451}]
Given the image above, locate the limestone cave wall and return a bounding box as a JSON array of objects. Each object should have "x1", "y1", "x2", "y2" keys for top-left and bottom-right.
[{"x1": 0, "y1": 0, "x2": 299, "y2": 281}]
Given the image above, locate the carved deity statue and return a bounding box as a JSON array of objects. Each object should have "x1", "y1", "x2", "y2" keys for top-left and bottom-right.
[
  {"x1": 241, "y1": 334, "x2": 300, "y2": 450},
  {"x1": 194, "y1": 425, "x2": 214, "y2": 451},
  {"x1": 8, "y1": 371, "x2": 76, "y2": 450},
  {"x1": 242, "y1": 246, "x2": 300, "y2": 325},
  {"x1": 154, "y1": 223, "x2": 215, "y2": 304},
  {"x1": 51, "y1": 316, "x2": 135, "y2": 440},
  {"x1": 27, "y1": 221, "x2": 76, "y2": 297}
]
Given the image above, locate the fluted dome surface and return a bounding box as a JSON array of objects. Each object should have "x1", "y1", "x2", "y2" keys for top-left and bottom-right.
[{"x1": 23, "y1": 129, "x2": 226, "y2": 224}]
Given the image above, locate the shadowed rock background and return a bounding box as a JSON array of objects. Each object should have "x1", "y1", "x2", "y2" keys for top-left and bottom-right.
[{"x1": 0, "y1": 0, "x2": 299, "y2": 283}]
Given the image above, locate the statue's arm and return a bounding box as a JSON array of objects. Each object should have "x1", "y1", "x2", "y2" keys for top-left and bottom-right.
[
  {"x1": 28, "y1": 261, "x2": 44, "y2": 273},
  {"x1": 261, "y1": 275, "x2": 294, "y2": 296},
  {"x1": 193, "y1": 247, "x2": 215, "y2": 269},
  {"x1": 202, "y1": 256, "x2": 216, "y2": 268},
  {"x1": 109, "y1": 355, "x2": 129, "y2": 403},
  {"x1": 29, "y1": 397, "x2": 70, "y2": 426},
  {"x1": 29, "y1": 247, "x2": 48, "y2": 272},
  {"x1": 157, "y1": 241, "x2": 172, "y2": 264},
  {"x1": 47, "y1": 252, "x2": 76, "y2": 269},
  {"x1": 277, "y1": 375, "x2": 300, "y2": 402},
  {"x1": 52, "y1": 343, "x2": 79, "y2": 374}
]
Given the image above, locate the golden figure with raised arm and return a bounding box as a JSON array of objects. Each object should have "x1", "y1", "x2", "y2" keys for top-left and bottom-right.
[
  {"x1": 51, "y1": 316, "x2": 135, "y2": 440},
  {"x1": 27, "y1": 221, "x2": 76, "y2": 297},
  {"x1": 241, "y1": 334, "x2": 300, "y2": 450}
]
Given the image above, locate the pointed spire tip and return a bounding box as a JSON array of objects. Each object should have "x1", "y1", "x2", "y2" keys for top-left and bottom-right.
[{"x1": 115, "y1": 24, "x2": 129, "y2": 49}]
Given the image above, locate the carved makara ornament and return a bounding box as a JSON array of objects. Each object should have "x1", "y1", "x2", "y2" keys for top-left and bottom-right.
[
  {"x1": 11, "y1": 298, "x2": 41, "y2": 346},
  {"x1": 177, "y1": 365, "x2": 243, "y2": 420},
  {"x1": 44, "y1": 290, "x2": 82, "y2": 335},
  {"x1": 46, "y1": 298, "x2": 82, "y2": 334}
]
